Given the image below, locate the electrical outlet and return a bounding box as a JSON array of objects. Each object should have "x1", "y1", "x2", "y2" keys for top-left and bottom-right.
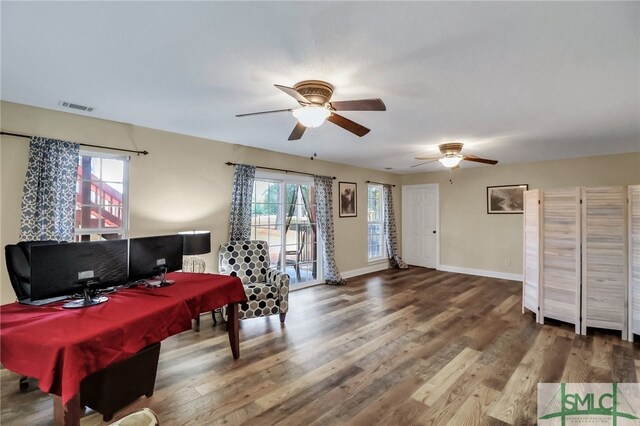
[{"x1": 506, "y1": 259, "x2": 512, "y2": 266}]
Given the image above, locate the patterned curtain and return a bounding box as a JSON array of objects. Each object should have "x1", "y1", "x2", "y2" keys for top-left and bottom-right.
[
  {"x1": 20, "y1": 137, "x2": 79, "y2": 242},
  {"x1": 300, "y1": 185, "x2": 317, "y2": 238},
  {"x1": 284, "y1": 184, "x2": 298, "y2": 235},
  {"x1": 228, "y1": 164, "x2": 256, "y2": 240},
  {"x1": 383, "y1": 184, "x2": 408, "y2": 269},
  {"x1": 313, "y1": 175, "x2": 346, "y2": 285}
]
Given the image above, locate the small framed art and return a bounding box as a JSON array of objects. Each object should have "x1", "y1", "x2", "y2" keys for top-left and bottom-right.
[
  {"x1": 339, "y1": 182, "x2": 357, "y2": 217},
  {"x1": 487, "y1": 184, "x2": 528, "y2": 214}
]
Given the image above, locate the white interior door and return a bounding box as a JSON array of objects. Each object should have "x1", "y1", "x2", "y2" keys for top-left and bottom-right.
[{"x1": 402, "y1": 184, "x2": 439, "y2": 268}]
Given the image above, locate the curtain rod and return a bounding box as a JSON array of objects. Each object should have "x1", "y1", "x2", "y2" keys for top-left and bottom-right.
[
  {"x1": 366, "y1": 180, "x2": 395, "y2": 187},
  {"x1": 225, "y1": 162, "x2": 336, "y2": 180},
  {"x1": 0, "y1": 131, "x2": 149, "y2": 156}
]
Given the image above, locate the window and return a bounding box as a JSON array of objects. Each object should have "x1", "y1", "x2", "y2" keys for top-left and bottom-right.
[
  {"x1": 368, "y1": 184, "x2": 385, "y2": 261},
  {"x1": 250, "y1": 175, "x2": 320, "y2": 285},
  {"x1": 74, "y1": 152, "x2": 129, "y2": 242}
]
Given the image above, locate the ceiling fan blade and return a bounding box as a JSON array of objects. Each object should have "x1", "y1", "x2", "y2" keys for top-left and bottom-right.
[
  {"x1": 411, "y1": 159, "x2": 439, "y2": 168},
  {"x1": 330, "y1": 98, "x2": 386, "y2": 111},
  {"x1": 274, "y1": 84, "x2": 312, "y2": 105},
  {"x1": 414, "y1": 156, "x2": 441, "y2": 160},
  {"x1": 236, "y1": 108, "x2": 292, "y2": 117},
  {"x1": 288, "y1": 122, "x2": 306, "y2": 141},
  {"x1": 462, "y1": 155, "x2": 498, "y2": 165},
  {"x1": 327, "y1": 113, "x2": 370, "y2": 137}
]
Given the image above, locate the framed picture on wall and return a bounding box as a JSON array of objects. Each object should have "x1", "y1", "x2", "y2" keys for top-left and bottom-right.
[
  {"x1": 487, "y1": 184, "x2": 528, "y2": 214},
  {"x1": 339, "y1": 182, "x2": 357, "y2": 217}
]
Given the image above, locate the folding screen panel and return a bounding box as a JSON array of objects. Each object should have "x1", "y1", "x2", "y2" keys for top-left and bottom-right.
[
  {"x1": 522, "y1": 189, "x2": 541, "y2": 321},
  {"x1": 541, "y1": 188, "x2": 581, "y2": 333},
  {"x1": 629, "y1": 185, "x2": 640, "y2": 341},
  {"x1": 581, "y1": 186, "x2": 628, "y2": 338}
]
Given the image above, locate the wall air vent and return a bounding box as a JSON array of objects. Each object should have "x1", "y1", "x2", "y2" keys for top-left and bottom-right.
[{"x1": 57, "y1": 100, "x2": 95, "y2": 113}]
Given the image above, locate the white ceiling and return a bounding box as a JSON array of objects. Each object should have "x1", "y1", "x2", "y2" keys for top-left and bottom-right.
[{"x1": 1, "y1": 1, "x2": 638, "y2": 174}]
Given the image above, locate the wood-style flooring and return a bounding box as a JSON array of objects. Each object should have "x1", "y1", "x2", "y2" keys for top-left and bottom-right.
[{"x1": 1, "y1": 267, "x2": 639, "y2": 425}]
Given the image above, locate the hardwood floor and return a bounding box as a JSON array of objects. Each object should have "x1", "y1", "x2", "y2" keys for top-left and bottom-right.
[{"x1": 1, "y1": 267, "x2": 639, "y2": 425}]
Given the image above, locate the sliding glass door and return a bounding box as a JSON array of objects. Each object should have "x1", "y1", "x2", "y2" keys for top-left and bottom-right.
[{"x1": 250, "y1": 175, "x2": 320, "y2": 285}]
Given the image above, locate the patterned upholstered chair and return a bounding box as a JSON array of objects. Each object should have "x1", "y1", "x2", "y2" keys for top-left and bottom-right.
[{"x1": 219, "y1": 240, "x2": 290, "y2": 322}]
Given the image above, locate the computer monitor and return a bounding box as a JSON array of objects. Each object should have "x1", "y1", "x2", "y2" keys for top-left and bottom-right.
[
  {"x1": 128, "y1": 235, "x2": 183, "y2": 284},
  {"x1": 30, "y1": 239, "x2": 128, "y2": 308}
]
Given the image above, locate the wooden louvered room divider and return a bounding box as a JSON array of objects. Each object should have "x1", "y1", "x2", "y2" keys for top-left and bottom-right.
[
  {"x1": 522, "y1": 189, "x2": 540, "y2": 321},
  {"x1": 628, "y1": 185, "x2": 640, "y2": 340},
  {"x1": 523, "y1": 185, "x2": 636, "y2": 341},
  {"x1": 541, "y1": 188, "x2": 581, "y2": 334},
  {"x1": 581, "y1": 186, "x2": 627, "y2": 337}
]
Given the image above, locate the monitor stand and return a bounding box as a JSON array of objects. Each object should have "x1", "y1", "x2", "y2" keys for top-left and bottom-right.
[
  {"x1": 147, "y1": 269, "x2": 174, "y2": 287},
  {"x1": 145, "y1": 278, "x2": 174, "y2": 287},
  {"x1": 20, "y1": 295, "x2": 69, "y2": 306},
  {"x1": 63, "y1": 288, "x2": 108, "y2": 309}
]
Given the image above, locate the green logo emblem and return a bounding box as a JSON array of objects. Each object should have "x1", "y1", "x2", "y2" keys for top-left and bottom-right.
[{"x1": 539, "y1": 383, "x2": 640, "y2": 425}]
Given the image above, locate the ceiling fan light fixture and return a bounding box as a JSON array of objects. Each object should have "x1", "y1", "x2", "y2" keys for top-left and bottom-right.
[
  {"x1": 292, "y1": 105, "x2": 331, "y2": 128},
  {"x1": 439, "y1": 155, "x2": 463, "y2": 168}
]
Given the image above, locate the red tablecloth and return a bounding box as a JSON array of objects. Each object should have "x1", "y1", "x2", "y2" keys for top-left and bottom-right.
[{"x1": 0, "y1": 272, "x2": 246, "y2": 405}]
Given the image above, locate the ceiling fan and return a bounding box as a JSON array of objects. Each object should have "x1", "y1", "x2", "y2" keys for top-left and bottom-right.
[
  {"x1": 413, "y1": 143, "x2": 498, "y2": 168},
  {"x1": 236, "y1": 80, "x2": 386, "y2": 140}
]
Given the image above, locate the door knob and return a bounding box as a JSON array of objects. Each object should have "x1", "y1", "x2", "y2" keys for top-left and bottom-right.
[{"x1": 432, "y1": 230, "x2": 436, "y2": 234}]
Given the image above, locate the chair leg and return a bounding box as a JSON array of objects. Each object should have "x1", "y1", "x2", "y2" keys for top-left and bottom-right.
[
  {"x1": 211, "y1": 309, "x2": 217, "y2": 325},
  {"x1": 193, "y1": 316, "x2": 200, "y2": 332},
  {"x1": 19, "y1": 376, "x2": 29, "y2": 392},
  {"x1": 279, "y1": 312, "x2": 286, "y2": 323},
  {"x1": 221, "y1": 306, "x2": 228, "y2": 322}
]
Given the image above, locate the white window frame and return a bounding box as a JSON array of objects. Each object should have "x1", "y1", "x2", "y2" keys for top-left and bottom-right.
[
  {"x1": 253, "y1": 171, "x2": 323, "y2": 287},
  {"x1": 74, "y1": 150, "x2": 130, "y2": 241},
  {"x1": 367, "y1": 183, "x2": 386, "y2": 262}
]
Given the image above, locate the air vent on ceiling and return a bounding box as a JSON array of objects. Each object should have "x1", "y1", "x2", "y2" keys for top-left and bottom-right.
[{"x1": 57, "y1": 100, "x2": 95, "y2": 112}]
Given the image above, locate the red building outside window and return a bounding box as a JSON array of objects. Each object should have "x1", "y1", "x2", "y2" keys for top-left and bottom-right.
[{"x1": 75, "y1": 153, "x2": 128, "y2": 241}]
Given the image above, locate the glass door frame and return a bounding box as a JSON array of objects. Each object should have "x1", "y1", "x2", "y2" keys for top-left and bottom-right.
[{"x1": 254, "y1": 171, "x2": 323, "y2": 287}]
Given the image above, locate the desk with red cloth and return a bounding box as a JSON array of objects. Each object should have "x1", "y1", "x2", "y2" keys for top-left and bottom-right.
[{"x1": 0, "y1": 272, "x2": 247, "y2": 425}]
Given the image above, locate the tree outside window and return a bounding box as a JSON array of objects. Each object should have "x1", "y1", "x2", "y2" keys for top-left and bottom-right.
[{"x1": 250, "y1": 177, "x2": 320, "y2": 285}]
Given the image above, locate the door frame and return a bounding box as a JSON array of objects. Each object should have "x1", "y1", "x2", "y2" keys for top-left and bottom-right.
[
  {"x1": 401, "y1": 183, "x2": 440, "y2": 269},
  {"x1": 254, "y1": 171, "x2": 323, "y2": 286}
]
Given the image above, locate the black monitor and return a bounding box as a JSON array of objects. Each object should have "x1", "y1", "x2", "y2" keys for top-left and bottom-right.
[
  {"x1": 128, "y1": 235, "x2": 183, "y2": 284},
  {"x1": 30, "y1": 239, "x2": 128, "y2": 308}
]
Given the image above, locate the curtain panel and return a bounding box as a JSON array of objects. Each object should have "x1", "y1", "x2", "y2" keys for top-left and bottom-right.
[
  {"x1": 228, "y1": 164, "x2": 256, "y2": 240},
  {"x1": 284, "y1": 184, "x2": 298, "y2": 235},
  {"x1": 299, "y1": 185, "x2": 317, "y2": 253},
  {"x1": 20, "y1": 137, "x2": 80, "y2": 242},
  {"x1": 313, "y1": 176, "x2": 346, "y2": 285},
  {"x1": 383, "y1": 184, "x2": 408, "y2": 269}
]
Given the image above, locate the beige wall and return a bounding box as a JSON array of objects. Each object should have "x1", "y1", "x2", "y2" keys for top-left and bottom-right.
[
  {"x1": 401, "y1": 153, "x2": 640, "y2": 277},
  {"x1": 0, "y1": 101, "x2": 401, "y2": 304},
  {"x1": 3, "y1": 100, "x2": 638, "y2": 304}
]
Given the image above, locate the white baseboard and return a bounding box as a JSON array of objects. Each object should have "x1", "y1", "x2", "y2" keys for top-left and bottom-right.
[
  {"x1": 290, "y1": 262, "x2": 388, "y2": 290},
  {"x1": 341, "y1": 262, "x2": 388, "y2": 279},
  {"x1": 438, "y1": 264, "x2": 523, "y2": 282}
]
